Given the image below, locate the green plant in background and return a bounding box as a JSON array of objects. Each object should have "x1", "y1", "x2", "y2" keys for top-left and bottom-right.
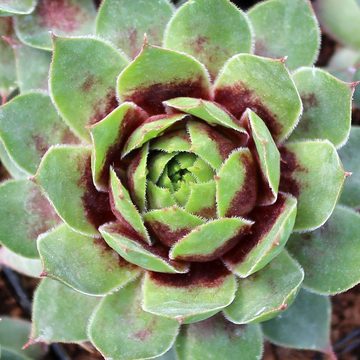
[{"x1": 0, "y1": 0, "x2": 359, "y2": 359}]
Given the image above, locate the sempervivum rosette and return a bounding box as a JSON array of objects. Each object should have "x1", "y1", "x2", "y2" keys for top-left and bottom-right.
[{"x1": 0, "y1": 0, "x2": 359, "y2": 359}]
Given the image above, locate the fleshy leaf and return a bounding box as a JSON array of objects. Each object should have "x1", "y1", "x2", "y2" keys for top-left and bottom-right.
[
  {"x1": 280, "y1": 140, "x2": 345, "y2": 231},
  {"x1": 248, "y1": 0, "x2": 320, "y2": 70},
  {"x1": 151, "y1": 129, "x2": 192, "y2": 153},
  {"x1": 0, "y1": 317, "x2": 45, "y2": 360},
  {"x1": 14, "y1": 44, "x2": 51, "y2": 92},
  {"x1": 0, "y1": 247, "x2": 42, "y2": 278},
  {"x1": 289, "y1": 67, "x2": 352, "y2": 147},
  {"x1": 144, "y1": 206, "x2": 204, "y2": 247},
  {"x1": 14, "y1": 0, "x2": 97, "y2": 50},
  {"x1": 338, "y1": 126, "x2": 360, "y2": 208},
  {"x1": 147, "y1": 181, "x2": 177, "y2": 209},
  {"x1": 224, "y1": 251, "x2": 304, "y2": 324},
  {"x1": 170, "y1": 218, "x2": 253, "y2": 262},
  {"x1": 0, "y1": 179, "x2": 59, "y2": 258},
  {"x1": 0, "y1": 139, "x2": 27, "y2": 179},
  {"x1": 0, "y1": 0, "x2": 36, "y2": 14},
  {"x1": 185, "y1": 181, "x2": 217, "y2": 218},
  {"x1": 117, "y1": 44, "x2": 211, "y2": 115},
  {"x1": 175, "y1": 316, "x2": 263, "y2": 360},
  {"x1": 96, "y1": 0, "x2": 174, "y2": 59},
  {"x1": 262, "y1": 289, "x2": 332, "y2": 354},
  {"x1": 89, "y1": 279, "x2": 179, "y2": 360},
  {"x1": 214, "y1": 54, "x2": 302, "y2": 143},
  {"x1": 164, "y1": 0, "x2": 252, "y2": 79},
  {"x1": 0, "y1": 92, "x2": 77, "y2": 175},
  {"x1": 287, "y1": 205, "x2": 360, "y2": 295},
  {"x1": 216, "y1": 148, "x2": 258, "y2": 217},
  {"x1": 50, "y1": 36, "x2": 128, "y2": 141},
  {"x1": 122, "y1": 113, "x2": 188, "y2": 158},
  {"x1": 38, "y1": 224, "x2": 140, "y2": 296},
  {"x1": 32, "y1": 278, "x2": 99, "y2": 344},
  {"x1": 100, "y1": 222, "x2": 189, "y2": 274},
  {"x1": 148, "y1": 151, "x2": 177, "y2": 183},
  {"x1": 223, "y1": 193, "x2": 297, "y2": 277},
  {"x1": 90, "y1": 102, "x2": 148, "y2": 191},
  {"x1": 36, "y1": 145, "x2": 114, "y2": 236},
  {"x1": 142, "y1": 261, "x2": 237, "y2": 322},
  {"x1": 109, "y1": 168, "x2": 150, "y2": 243}
]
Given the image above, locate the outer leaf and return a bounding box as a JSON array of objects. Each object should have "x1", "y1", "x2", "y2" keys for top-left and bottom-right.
[
  {"x1": 89, "y1": 279, "x2": 179, "y2": 360},
  {"x1": 280, "y1": 140, "x2": 345, "y2": 231},
  {"x1": 0, "y1": 139, "x2": 27, "y2": 179},
  {"x1": 0, "y1": 92, "x2": 77, "y2": 175},
  {"x1": 170, "y1": 218, "x2": 253, "y2": 262},
  {"x1": 0, "y1": 0, "x2": 35, "y2": 14},
  {"x1": 100, "y1": 222, "x2": 189, "y2": 274},
  {"x1": 31, "y1": 278, "x2": 99, "y2": 344},
  {"x1": 224, "y1": 251, "x2": 304, "y2": 324},
  {"x1": 214, "y1": 54, "x2": 302, "y2": 143},
  {"x1": 262, "y1": 289, "x2": 332, "y2": 354},
  {"x1": 96, "y1": 0, "x2": 174, "y2": 59},
  {"x1": 36, "y1": 146, "x2": 113, "y2": 236},
  {"x1": 117, "y1": 44, "x2": 211, "y2": 115},
  {"x1": 142, "y1": 261, "x2": 237, "y2": 322},
  {"x1": 150, "y1": 129, "x2": 191, "y2": 153},
  {"x1": 176, "y1": 316, "x2": 263, "y2": 360},
  {"x1": 248, "y1": 0, "x2": 320, "y2": 70},
  {"x1": 15, "y1": 0, "x2": 96, "y2": 50},
  {"x1": 0, "y1": 180, "x2": 59, "y2": 258},
  {"x1": 223, "y1": 193, "x2": 297, "y2": 277},
  {"x1": 50, "y1": 36, "x2": 128, "y2": 141},
  {"x1": 287, "y1": 206, "x2": 360, "y2": 295},
  {"x1": 0, "y1": 317, "x2": 45, "y2": 360},
  {"x1": 38, "y1": 224, "x2": 140, "y2": 296},
  {"x1": 338, "y1": 126, "x2": 360, "y2": 208},
  {"x1": 185, "y1": 181, "x2": 217, "y2": 218},
  {"x1": 164, "y1": 0, "x2": 252, "y2": 79},
  {"x1": 289, "y1": 67, "x2": 352, "y2": 147},
  {"x1": 0, "y1": 247, "x2": 42, "y2": 278}
]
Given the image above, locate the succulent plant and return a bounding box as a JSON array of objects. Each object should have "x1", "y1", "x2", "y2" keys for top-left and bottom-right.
[{"x1": 0, "y1": 0, "x2": 359, "y2": 359}]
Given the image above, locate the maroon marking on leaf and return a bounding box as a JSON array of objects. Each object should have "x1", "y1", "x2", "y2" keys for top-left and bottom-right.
[
  {"x1": 128, "y1": 28, "x2": 139, "y2": 59},
  {"x1": 89, "y1": 88, "x2": 118, "y2": 126},
  {"x1": 124, "y1": 78, "x2": 210, "y2": 115},
  {"x1": 81, "y1": 74, "x2": 97, "y2": 92},
  {"x1": 149, "y1": 260, "x2": 230, "y2": 288},
  {"x1": 78, "y1": 156, "x2": 115, "y2": 229},
  {"x1": 195, "y1": 205, "x2": 217, "y2": 220},
  {"x1": 37, "y1": 0, "x2": 87, "y2": 32},
  {"x1": 60, "y1": 128, "x2": 80, "y2": 145},
  {"x1": 132, "y1": 318, "x2": 156, "y2": 341},
  {"x1": 302, "y1": 93, "x2": 318, "y2": 108},
  {"x1": 226, "y1": 152, "x2": 258, "y2": 217},
  {"x1": 222, "y1": 193, "x2": 287, "y2": 266},
  {"x1": 214, "y1": 83, "x2": 283, "y2": 140},
  {"x1": 32, "y1": 135, "x2": 48, "y2": 157}
]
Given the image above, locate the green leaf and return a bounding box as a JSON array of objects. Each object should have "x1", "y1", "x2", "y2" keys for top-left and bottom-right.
[
  {"x1": 147, "y1": 181, "x2": 177, "y2": 209},
  {"x1": 287, "y1": 205, "x2": 360, "y2": 295},
  {"x1": 0, "y1": 92, "x2": 77, "y2": 175},
  {"x1": 89, "y1": 279, "x2": 179, "y2": 360},
  {"x1": 144, "y1": 206, "x2": 204, "y2": 247},
  {"x1": 164, "y1": 0, "x2": 252, "y2": 79},
  {"x1": 0, "y1": 139, "x2": 27, "y2": 179},
  {"x1": 36, "y1": 145, "x2": 113, "y2": 236},
  {"x1": 0, "y1": 317, "x2": 45, "y2": 360},
  {"x1": 31, "y1": 278, "x2": 99, "y2": 344},
  {"x1": 214, "y1": 54, "x2": 302, "y2": 143},
  {"x1": 176, "y1": 316, "x2": 263, "y2": 360},
  {"x1": 117, "y1": 44, "x2": 211, "y2": 115},
  {"x1": 224, "y1": 251, "x2": 304, "y2": 324},
  {"x1": 50, "y1": 36, "x2": 128, "y2": 141},
  {"x1": 0, "y1": 247, "x2": 42, "y2": 278},
  {"x1": 96, "y1": 0, "x2": 174, "y2": 59},
  {"x1": 122, "y1": 113, "x2": 188, "y2": 158},
  {"x1": 314, "y1": 0, "x2": 360, "y2": 50},
  {"x1": 248, "y1": 0, "x2": 320, "y2": 70},
  {"x1": 151, "y1": 129, "x2": 192, "y2": 153},
  {"x1": 289, "y1": 68, "x2": 352, "y2": 147},
  {"x1": 223, "y1": 193, "x2": 297, "y2": 277},
  {"x1": 170, "y1": 218, "x2": 253, "y2": 262},
  {"x1": 0, "y1": 0, "x2": 35, "y2": 14},
  {"x1": 262, "y1": 289, "x2": 332, "y2": 354},
  {"x1": 100, "y1": 222, "x2": 188, "y2": 274},
  {"x1": 142, "y1": 261, "x2": 237, "y2": 322},
  {"x1": 338, "y1": 126, "x2": 360, "y2": 208},
  {"x1": 14, "y1": 0, "x2": 96, "y2": 50},
  {"x1": 280, "y1": 140, "x2": 345, "y2": 231},
  {"x1": 0, "y1": 179, "x2": 60, "y2": 258},
  {"x1": 14, "y1": 44, "x2": 51, "y2": 92},
  {"x1": 38, "y1": 224, "x2": 140, "y2": 296}
]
